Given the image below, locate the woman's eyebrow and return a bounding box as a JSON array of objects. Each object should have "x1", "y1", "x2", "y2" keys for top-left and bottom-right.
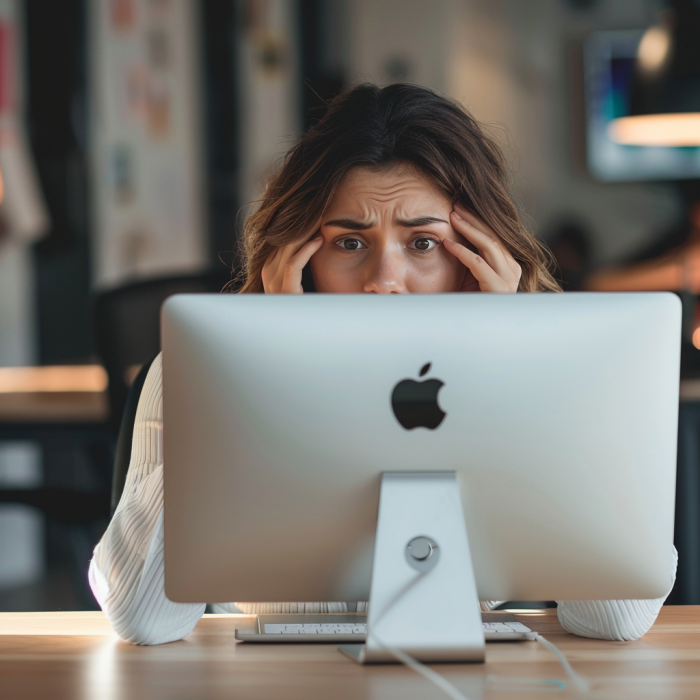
[
  {"x1": 324, "y1": 218, "x2": 373, "y2": 230},
  {"x1": 396, "y1": 216, "x2": 448, "y2": 227}
]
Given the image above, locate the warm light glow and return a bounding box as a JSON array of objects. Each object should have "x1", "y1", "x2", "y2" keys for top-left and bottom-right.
[
  {"x1": 637, "y1": 25, "x2": 672, "y2": 74},
  {"x1": 608, "y1": 114, "x2": 700, "y2": 146},
  {"x1": 693, "y1": 327, "x2": 700, "y2": 350},
  {"x1": 0, "y1": 365, "x2": 108, "y2": 393}
]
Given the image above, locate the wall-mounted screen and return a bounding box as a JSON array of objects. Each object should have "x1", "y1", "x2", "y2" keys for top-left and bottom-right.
[{"x1": 584, "y1": 29, "x2": 700, "y2": 182}]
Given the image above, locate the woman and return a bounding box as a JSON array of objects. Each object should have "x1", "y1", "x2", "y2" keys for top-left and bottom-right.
[{"x1": 89, "y1": 83, "x2": 676, "y2": 645}]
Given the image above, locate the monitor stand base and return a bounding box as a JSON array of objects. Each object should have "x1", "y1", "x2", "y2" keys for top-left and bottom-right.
[{"x1": 339, "y1": 472, "x2": 485, "y2": 664}]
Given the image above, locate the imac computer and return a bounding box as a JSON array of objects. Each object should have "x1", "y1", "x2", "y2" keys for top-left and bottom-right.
[{"x1": 162, "y1": 293, "x2": 679, "y2": 663}]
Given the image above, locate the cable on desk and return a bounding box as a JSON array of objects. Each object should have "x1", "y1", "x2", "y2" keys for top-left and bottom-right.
[
  {"x1": 367, "y1": 570, "x2": 473, "y2": 700},
  {"x1": 368, "y1": 571, "x2": 590, "y2": 699},
  {"x1": 373, "y1": 641, "x2": 474, "y2": 700},
  {"x1": 534, "y1": 633, "x2": 590, "y2": 693}
]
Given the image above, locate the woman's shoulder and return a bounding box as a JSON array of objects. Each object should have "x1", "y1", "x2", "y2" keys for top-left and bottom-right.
[
  {"x1": 148, "y1": 353, "x2": 163, "y2": 382},
  {"x1": 135, "y1": 353, "x2": 163, "y2": 423}
]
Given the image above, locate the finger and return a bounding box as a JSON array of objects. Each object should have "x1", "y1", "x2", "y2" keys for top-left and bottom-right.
[
  {"x1": 262, "y1": 246, "x2": 286, "y2": 286},
  {"x1": 281, "y1": 225, "x2": 320, "y2": 263},
  {"x1": 280, "y1": 236, "x2": 324, "y2": 293},
  {"x1": 262, "y1": 244, "x2": 292, "y2": 291},
  {"x1": 454, "y1": 204, "x2": 522, "y2": 278},
  {"x1": 450, "y1": 210, "x2": 515, "y2": 281},
  {"x1": 453, "y1": 203, "x2": 494, "y2": 236},
  {"x1": 271, "y1": 223, "x2": 321, "y2": 278},
  {"x1": 262, "y1": 217, "x2": 323, "y2": 291},
  {"x1": 450, "y1": 212, "x2": 521, "y2": 287},
  {"x1": 443, "y1": 237, "x2": 513, "y2": 292}
]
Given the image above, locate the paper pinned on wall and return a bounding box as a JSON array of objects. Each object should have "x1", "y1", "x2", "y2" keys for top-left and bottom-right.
[
  {"x1": 0, "y1": 124, "x2": 50, "y2": 244},
  {"x1": 0, "y1": 9, "x2": 49, "y2": 245},
  {"x1": 90, "y1": 0, "x2": 206, "y2": 289}
]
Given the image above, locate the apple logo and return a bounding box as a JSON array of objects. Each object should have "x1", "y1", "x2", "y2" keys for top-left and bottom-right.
[{"x1": 391, "y1": 363, "x2": 447, "y2": 430}]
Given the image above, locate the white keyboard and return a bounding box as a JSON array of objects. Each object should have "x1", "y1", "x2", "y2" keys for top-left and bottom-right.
[
  {"x1": 265, "y1": 623, "x2": 367, "y2": 635},
  {"x1": 260, "y1": 621, "x2": 535, "y2": 641},
  {"x1": 482, "y1": 621, "x2": 537, "y2": 639}
]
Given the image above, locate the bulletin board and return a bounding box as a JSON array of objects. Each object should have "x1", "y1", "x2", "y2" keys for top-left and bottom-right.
[{"x1": 89, "y1": 0, "x2": 206, "y2": 289}]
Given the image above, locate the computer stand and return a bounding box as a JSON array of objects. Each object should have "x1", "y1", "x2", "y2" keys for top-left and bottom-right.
[{"x1": 339, "y1": 472, "x2": 485, "y2": 664}]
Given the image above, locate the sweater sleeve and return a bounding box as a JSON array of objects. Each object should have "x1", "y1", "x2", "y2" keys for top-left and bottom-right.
[
  {"x1": 556, "y1": 547, "x2": 678, "y2": 641},
  {"x1": 88, "y1": 354, "x2": 206, "y2": 645}
]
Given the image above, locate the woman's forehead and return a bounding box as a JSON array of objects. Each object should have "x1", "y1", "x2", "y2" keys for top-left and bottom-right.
[{"x1": 325, "y1": 164, "x2": 450, "y2": 217}]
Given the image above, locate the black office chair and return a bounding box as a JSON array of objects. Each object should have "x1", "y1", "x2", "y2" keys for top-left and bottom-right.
[
  {"x1": 100, "y1": 270, "x2": 232, "y2": 513},
  {"x1": 93, "y1": 270, "x2": 230, "y2": 432}
]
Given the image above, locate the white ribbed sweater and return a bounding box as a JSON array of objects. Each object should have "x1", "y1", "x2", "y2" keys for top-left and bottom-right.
[{"x1": 89, "y1": 354, "x2": 677, "y2": 645}]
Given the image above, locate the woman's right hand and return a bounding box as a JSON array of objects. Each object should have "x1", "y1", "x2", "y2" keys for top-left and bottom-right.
[{"x1": 261, "y1": 223, "x2": 323, "y2": 294}]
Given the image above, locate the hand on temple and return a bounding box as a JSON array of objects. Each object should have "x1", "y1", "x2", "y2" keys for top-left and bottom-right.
[
  {"x1": 444, "y1": 204, "x2": 522, "y2": 293},
  {"x1": 262, "y1": 221, "x2": 323, "y2": 294}
]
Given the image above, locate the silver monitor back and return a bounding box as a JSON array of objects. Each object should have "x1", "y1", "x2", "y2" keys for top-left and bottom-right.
[{"x1": 162, "y1": 293, "x2": 679, "y2": 604}]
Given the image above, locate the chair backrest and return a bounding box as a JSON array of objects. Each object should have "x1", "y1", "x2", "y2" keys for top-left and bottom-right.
[
  {"x1": 93, "y1": 270, "x2": 230, "y2": 429},
  {"x1": 111, "y1": 356, "x2": 156, "y2": 516}
]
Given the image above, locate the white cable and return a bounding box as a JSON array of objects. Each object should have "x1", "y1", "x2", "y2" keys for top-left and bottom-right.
[
  {"x1": 370, "y1": 638, "x2": 473, "y2": 700},
  {"x1": 535, "y1": 633, "x2": 590, "y2": 693},
  {"x1": 365, "y1": 570, "x2": 590, "y2": 698},
  {"x1": 367, "y1": 571, "x2": 473, "y2": 700},
  {"x1": 373, "y1": 628, "x2": 590, "y2": 698}
]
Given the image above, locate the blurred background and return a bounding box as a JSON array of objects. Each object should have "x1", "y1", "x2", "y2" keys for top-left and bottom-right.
[{"x1": 0, "y1": 0, "x2": 699, "y2": 611}]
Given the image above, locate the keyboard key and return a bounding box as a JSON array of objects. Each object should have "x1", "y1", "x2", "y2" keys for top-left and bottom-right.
[{"x1": 507, "y1": 623, "x2": 532, "y2": 633}]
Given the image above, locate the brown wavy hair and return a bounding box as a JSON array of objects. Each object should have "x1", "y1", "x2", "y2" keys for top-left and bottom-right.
[{"x1": 236, "y1": 83, "x2": 560, "y2": 293}]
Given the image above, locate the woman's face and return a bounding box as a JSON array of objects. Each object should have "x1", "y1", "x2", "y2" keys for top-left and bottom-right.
[{"x1": 310, "y1": 165, "x2": 467, "y2": 293}]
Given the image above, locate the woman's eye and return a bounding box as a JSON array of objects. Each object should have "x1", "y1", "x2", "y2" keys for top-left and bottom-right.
[
  {"x1": 336, "y1": 238, "x2": 365, "y2": 251},
  {"x1": 410, "y1": 237, "x2": 439, "y2": 252}
]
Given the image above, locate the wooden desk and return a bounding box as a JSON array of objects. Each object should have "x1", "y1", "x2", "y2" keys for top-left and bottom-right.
[
  {"x1": 0, "y1": 365, "x2": 109, "y2": 423},
  {"x1": 0, "y1": 391, "x2": 109, "y2": 423},
  {"x1": 1, "y1": 607, "x2": 699, "y2": 699}
]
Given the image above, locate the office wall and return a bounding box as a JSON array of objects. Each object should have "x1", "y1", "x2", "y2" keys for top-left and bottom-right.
[
  {"x1": 344, "y1": 0, "x2": 681, "y2": 266},
  {"x1": 345, "y1": 0, "x2": 452, "y2": 91}
]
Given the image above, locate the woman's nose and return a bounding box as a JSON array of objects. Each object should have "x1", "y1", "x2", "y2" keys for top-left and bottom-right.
[{"x1": 363, "y1": 249, "x2": 408, "y2": 294}]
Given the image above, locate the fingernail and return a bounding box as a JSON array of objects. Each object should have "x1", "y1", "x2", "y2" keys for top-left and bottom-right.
[{"x1": 452, "y1": 211, "x2": 462, "y2": 220}]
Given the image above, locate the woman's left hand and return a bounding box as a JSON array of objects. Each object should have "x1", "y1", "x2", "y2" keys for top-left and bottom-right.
[{"x1": 443, "y1": 203, "x2": 521, "y2": 293}]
